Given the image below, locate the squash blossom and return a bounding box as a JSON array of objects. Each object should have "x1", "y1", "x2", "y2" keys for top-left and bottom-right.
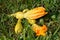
[
  {"x1": 32, "y1": 24, "x2": 47, "y2": 36},
  {"x1": 24, "y1": 7, "x2": 48, "y2": 19}
]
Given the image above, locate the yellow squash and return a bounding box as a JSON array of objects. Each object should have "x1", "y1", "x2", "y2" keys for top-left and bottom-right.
[
  {"x1": 15, "y1": 19, "x2": 23, "y2": 34},
  {"x1": 11, "y1": 12, "x2": 24, "y2": 19}
]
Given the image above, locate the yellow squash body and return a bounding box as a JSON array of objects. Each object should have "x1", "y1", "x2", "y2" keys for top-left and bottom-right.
[{"x1": 15, "y1": 19, "x2": 22, "y2": 34}]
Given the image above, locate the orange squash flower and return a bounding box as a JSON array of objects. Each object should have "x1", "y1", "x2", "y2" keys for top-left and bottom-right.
[
  {"x1": 32, "y1": 24, "x2": 47, "y2": 36},
  {"x1": 24, "y1": 7, "x2": 48, "y2": 19}
]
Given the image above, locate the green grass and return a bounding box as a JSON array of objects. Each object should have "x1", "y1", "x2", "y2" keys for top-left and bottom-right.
[{"x1": 0, "y1": 0, "x2": 60, "y2": 40}]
